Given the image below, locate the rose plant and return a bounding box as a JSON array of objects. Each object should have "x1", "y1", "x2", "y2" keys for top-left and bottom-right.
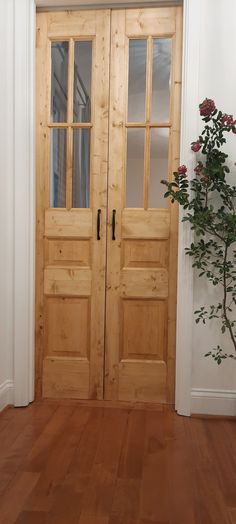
[{"x1": 162, "y1": 98, "x2": 236, "y2": 364}]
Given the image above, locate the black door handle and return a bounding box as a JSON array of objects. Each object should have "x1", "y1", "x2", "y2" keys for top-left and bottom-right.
[
  {"x1": 112, "y1": 209, "x2": 116, "y2": 240},
  {"x1": 97, "y1": 209, "x2": 101, "y2": 240}
]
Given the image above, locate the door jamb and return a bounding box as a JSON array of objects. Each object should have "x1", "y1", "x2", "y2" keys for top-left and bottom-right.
[{"x1": 12, "y1": 0, "x2": 201, "y2": 415}]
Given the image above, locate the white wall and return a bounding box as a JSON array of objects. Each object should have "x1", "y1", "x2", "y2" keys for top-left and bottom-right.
[
  {"x1": 0, "y1": 0, "x2": 236, "y2": 415},
  {"x1": 0, "y1": 0, "x2": 35, "y2": 411},
  {"x1": 0, "y1": 0, "x2": 14, "y2": 409},
  {"x1": 191, "y1": 0, "x2": 236, "y2": 415}
]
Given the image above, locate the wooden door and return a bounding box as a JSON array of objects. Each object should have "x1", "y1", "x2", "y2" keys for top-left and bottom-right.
[
  {"x1": 105, "y1": 7, "x2": 182, "y2": 403},
  {"x1": 36, "y1": 7, "x2": 182, "y2": 403},
  {"x1": 36, "y1": 10, "x2": 110, "y2": 399}
]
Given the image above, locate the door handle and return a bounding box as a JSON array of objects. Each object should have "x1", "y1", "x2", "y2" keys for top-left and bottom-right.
[
  {"x1": 97, "y1": 209, "x2": 101, "y2": 240},
  {"x1": 112, "y1": 209, "x2": 116, "y2": 240}
]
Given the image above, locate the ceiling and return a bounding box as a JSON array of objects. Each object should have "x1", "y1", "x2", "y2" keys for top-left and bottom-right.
[{"x1": 37, "y1": 0, "x2": 182, "y2": 9}]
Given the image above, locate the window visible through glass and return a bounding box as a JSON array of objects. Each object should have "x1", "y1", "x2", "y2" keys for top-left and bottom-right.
[
  {"x1": 72, "y1": 129, "x2": 91, "y2": 208},
  {"x1": 74, "y1": 41, "x2": 92, "y2": 123},
  {"x1": 126, "y1": 128, "x2": 145, "y2": 207},
  {"x1": 51, "y1": 41, "x2": 69, "y2": 123},
  {"x1": 149, "y1": 128, "x2": 169, "y2": 208},
  {"x1": 50, "y1": 129, "x2": 67, "y2": 208},
  {"x1": 152, "y1": 39, "x2": 171, "y2": 122},
  {"x1": 128, "y1": 39, "x2": 147, "y2": 123}
]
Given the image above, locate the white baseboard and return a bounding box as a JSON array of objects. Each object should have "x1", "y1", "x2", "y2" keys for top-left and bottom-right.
[
  {"x1": 0, "y1": 380, "x2": 14, "y2": 411},
  {"x1": 191, "y1": 388, "x2": 236, "y2": 416}
]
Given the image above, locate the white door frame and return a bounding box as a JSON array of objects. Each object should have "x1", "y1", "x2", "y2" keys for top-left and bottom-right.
[{"x1": 12, "y1": 0, "x2": 201, "y2": 415}]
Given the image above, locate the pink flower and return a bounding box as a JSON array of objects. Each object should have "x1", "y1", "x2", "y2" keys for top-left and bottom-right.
[
  {"x1": 191, "y1": 140, "x2": 201, "y2": 152},
  {"x1": 220, "y1": 113, "x2": 235, "y2": 127},
  {"x1": 202, "y1": 174, "x2": 209, "y2": 184},
  {"x1": 178, "y1": 165, "x2": 187, "y2": 175},
  {"x1": 194, "y1": 161, "x2": 203, "y2": 176},
  {"x1": 199, "y1": 98, "x2": 216, "y2": 117},
  {"x1": 194, "y1": 167, "x2": 201, "y2": 176}
]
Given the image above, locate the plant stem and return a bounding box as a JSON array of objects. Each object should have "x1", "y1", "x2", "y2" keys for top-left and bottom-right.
[{"x1": 222, "y1": 243, "x2": 236, "y2": 352}]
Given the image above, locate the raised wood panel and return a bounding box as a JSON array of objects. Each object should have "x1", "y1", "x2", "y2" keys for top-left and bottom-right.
[
  {"x1": 121, "y1": 269, "x2": 168, "y2": 298},
  {"x1": 122, "y1": 239, "x2": 168, "y2": 269},
  {"x1": 45, "y1": 297, "x2": 89, "y2": 358},
  {"x1": 122, "y1": 210, "x2": 170, "y2": 239},
  {"x1": 122, "y1": 299, "x2": 167, "y2": 360},
  {"x1": 45, "y1": 239, "x2": 91, "y2": 267},
  {"x1": 44, "y1": 268, "x2": 91, "y2": 296},
  {"x1": 43, "y1": 358, "x2": 89, "y2": 399},
  {"x1": 48, "y1": 10, "x2": 96, "y2": 37},
  {"x1": 45, "y1": 210, "x2": 92, "y2": 238},
  {"x1": 118, "y1": 360, "x2": 166, "y2": 402},
  {"x1": 125, "y1": 8, "x2": 176, "y2": 36}
]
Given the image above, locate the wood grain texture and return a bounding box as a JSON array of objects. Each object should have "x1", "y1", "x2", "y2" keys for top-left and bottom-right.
[
  {"x1": 105, "y1": 6, "x2": 182, "y2": 403},
  {"x1": 36, "y1": 10, "x2": 110, "y2": 400},
  {"x1": 37, "y1": 6, "x2": 182, "y2": 404},
  {"x1": 166, "y1": 5, "x2": 183, "y2": 403},
  {"x1": 125, "y1": 7, "x2": 176, "y2": 35},
  {"x1": 104, "y1": 9, "x2": 126, "y2": 401},
  {"x1": 122, "y1": 239, "x2": 168, "y2": 269},
  {"x1": 122, "y1": 209, "x2": 170, "y2": 239},
  {"x1": 45, "y1": 209, "x2": 92, "y2": 238},
  {"x1": 44, "y1": 267, "x2": 92, "y2": 296},
  {"x1": 0, "y1": 402, "x2": 235, "y2": 524},
  {"x1": 45, "y1": 239, "x2": 91, "y2": 267},
  {"x1": 121, "y1": 268, "x2": 168, "y2": 298},
  {"x1": 36, "y1": 12, "x2": 49, "y2": 399},
  {"x1": 43, "y1": 359, "x2": 89, "y2": 399}
]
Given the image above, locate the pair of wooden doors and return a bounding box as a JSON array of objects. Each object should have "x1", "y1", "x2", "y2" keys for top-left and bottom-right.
[{"x1": 36, "y1": 7, "x2": 182, "y2": 403}]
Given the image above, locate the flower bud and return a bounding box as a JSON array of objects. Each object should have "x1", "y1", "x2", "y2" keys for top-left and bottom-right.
[
  {"x1": 177, "y1": 165, "x2": 187, "y2": 175},
  {"x1": 199, "y1": 98, "x2": 216, "y2": 117},
  {"x1": 191, "y1": 140, "x2": 201, "y2": 152}
]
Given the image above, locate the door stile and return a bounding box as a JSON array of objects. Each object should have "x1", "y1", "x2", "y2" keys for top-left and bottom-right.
[
  {"x1": 166, "y1": 6, "x2": 182, "y2": 402},
  {"x1": 89, "y1": 9, "x2": 111, "y2": 398},
  {"x1": 36, "y1": 13, "x2": 50, "y2": 398},
  {"x1": 105, "y1": 9, "x2": 126, "y2": 400}
]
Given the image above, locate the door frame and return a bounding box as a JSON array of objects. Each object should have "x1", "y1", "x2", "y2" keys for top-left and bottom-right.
[{"x1": 12, "y1": 0, "x2": 201, "y2": 415}]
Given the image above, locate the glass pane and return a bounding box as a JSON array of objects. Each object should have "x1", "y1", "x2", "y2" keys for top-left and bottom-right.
[
  {"x1": 51, "y1": 42, "x2": 69, "y2": 122},
  {"x1": 74, "y1": 41, "x2": 92, "y2": 123},
  {"x1": 72, "y1": 129, "x2": 91, "y2": 208},
  {"x1": 128, "y1": 40, "x2": 147, "y2": 122},
  {"x1": 50, "y1": 129, "x2": 67, "y2": 208},
  {"x1": 149, "y1": 128, "x2": 169, "y2": 208},
  {"x1": 152, "y1": 39, "x2": 172, "y2": 122},
  {"x1": 126, "y1": 129, "x2": 144, "y2": 207}
]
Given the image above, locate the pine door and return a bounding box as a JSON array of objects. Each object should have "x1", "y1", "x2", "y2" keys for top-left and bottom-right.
[
  {"x1": 36, "y1": 10, "x2": 110, "y2": 399},
  {"x1": 36, "y1": 7, "x2": 182, "y2": 403},
  {"x1": 105, "y1": 8, "x2": 182, "y2": 403}
]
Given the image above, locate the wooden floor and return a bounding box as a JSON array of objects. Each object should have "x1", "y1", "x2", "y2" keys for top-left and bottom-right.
[{"x1": 0, "y1": 401, "x2": 235, "y2": 524}]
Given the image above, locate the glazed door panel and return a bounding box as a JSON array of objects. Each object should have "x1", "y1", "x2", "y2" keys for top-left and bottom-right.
[
  {"x1": 105, "y1": 7, "x2": 182, "y2": 403},
  {"x1": 36, "y1": 10, "x2": 110, "y2": 399},
  {"x1": 36, "y1": 7, "x2": 182, "y2": 403}
]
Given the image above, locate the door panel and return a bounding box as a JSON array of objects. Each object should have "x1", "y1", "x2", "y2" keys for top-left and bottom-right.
[
  {"x1": 36, "y1": 10, "x2": 110, "y2": 399},
  {"x1": 105, "y1": 7, "x2": 182, "y2": 403}
]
